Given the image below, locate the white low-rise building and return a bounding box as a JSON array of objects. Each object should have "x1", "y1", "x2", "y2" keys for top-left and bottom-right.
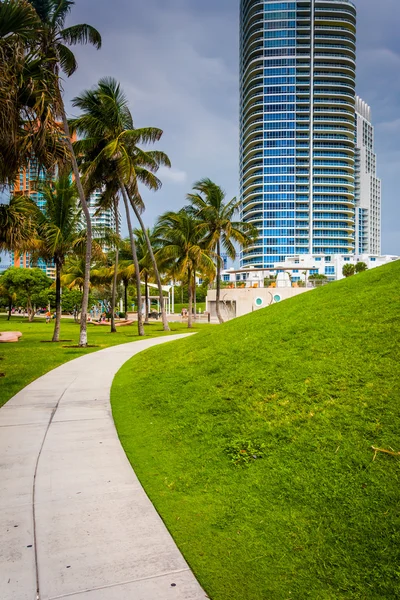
[
  {"x1": 206, "y1": 254, "x2": 399, "y2": 320},
  {"x1": 221, "y1": 254, "x2": 399, "y2": 286}
]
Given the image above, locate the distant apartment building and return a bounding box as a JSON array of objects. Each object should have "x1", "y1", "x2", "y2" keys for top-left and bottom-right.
[
  {"x1": 11, "y1": 159, "x2": 55, "y2": 278},
  {"x1": 240, "y1": 0, "x2": 358, "y2": 268},
  {"x1": 355, "y1": 96, "x2": 381, "y2": 255},
  {"x1": 88, "y1": 190, "x2": 120, "y2": 252},
  {"x1": 10, "y1": 163, "x2": 119, "y2": 276}
]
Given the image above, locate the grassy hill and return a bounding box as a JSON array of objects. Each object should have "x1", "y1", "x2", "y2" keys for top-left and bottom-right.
[{"x1": 111, "y1": 261, "x2": 400, "y2": 600}]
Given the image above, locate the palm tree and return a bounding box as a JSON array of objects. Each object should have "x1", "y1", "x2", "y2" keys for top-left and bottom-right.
[
  {"x1": 27, "y1": 0, "x2": 102, "y2": 347},
  {"x1": 157, "y1": 210, "x2": 215, "y2": 329},
  {"x1": 0, "y1": 194, "x2": 39, "y2": 252},
  {"x1": 70, "y1": 78, "x2": 171, "y2": 334},
  {"x1": 35, "y1": 173, "x2": 84, "y2": 341},
  {"x1": 187, "y1": 179, "x2": 258, "y2": 323},
  {"x1": 0, "y1": 0, "x2": 68, "y2": 186},
  {"x1": 117, "y1": 239, "x2": 135, "y2": 315},
  {"x1": 134, "y1": 227, "x2": 163, "y2": 324},
  {"x1": 90, "y1": 184, "x2": 121, "y2": 333},
  {"x1": 61, "y1": 255, "x2": 87, "y2": 292}
]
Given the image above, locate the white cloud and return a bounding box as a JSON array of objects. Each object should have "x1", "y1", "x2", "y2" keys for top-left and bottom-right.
[{"x1": 158, "y1": 166, "x2": 187, "y2": 184}]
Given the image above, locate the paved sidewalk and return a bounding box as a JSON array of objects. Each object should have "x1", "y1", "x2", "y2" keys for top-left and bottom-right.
[{"x1": 0, "y1": 335, "x2": 207, "y2": 600}]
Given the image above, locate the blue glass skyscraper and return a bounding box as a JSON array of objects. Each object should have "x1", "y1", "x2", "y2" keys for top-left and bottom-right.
[{"x1": 240, "y1": 0, "x2": 357, "y2": 267}]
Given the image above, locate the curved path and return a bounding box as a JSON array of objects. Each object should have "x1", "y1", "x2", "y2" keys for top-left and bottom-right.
[{"x1": 0, "y1": 335, "x2": 207, "y2": 600}]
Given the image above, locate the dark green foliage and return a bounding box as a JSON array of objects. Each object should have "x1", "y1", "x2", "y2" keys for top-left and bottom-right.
[
  {"x1": 112, "y1": 261, "x2": 400, "y2": 600},
  {"x1": 355, "y1": 261, "x2": 368, "y2": 273},
  {"x1": 225, "y1": 439, "x2": 265, "y2": 466},
  {"x1": 343, "y1": 263, "x2": 356, "y2": 277}
]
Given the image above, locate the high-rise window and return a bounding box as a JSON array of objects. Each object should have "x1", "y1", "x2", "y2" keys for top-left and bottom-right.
[{"x1": 240, "y1": 0, "x2": 357, "y2": 267}]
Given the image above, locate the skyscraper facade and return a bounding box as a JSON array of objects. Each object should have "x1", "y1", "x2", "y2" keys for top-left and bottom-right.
[
  {"x1": 355, "y1": 96, "x2": 381, "y2": 255},
  {"x1": 240, "y1": 0, "x2": 357, "y2": 268},
  {"x1": 88, "y1": 190, "x2": 119, "y2": 253},
  {"x1": 10, "y1": 159, "x2": 55, "y2": 278}
]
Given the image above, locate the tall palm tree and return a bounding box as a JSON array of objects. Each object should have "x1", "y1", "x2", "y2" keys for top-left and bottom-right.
[
  {"x1": 157, "y1": 210, "x2": 215, "y2": 329},
  {"x1": 187, "y1": 179, "x2": 258, "y2": 323},
  {"x1": 89, "y1": 184, "x2": 121, "y2": 333},
  {"x1": 70, "y1": 78, "x2": 171, "y2": 334},
  {"x1": 70, "y1": 85, "x2": 144, "y2": 335},
  {"x1": 35, "y1": 173, "x2": 84, "y2": 341},
  {"x1": 117, "y1": 238, "x2": 135, "y2": 315},
  {"x1": 134, "y1": 227, "x2": 163, "y2": 324},
  {"x1": 27, "y1": 0, "x2": 102, "y2": 347}
]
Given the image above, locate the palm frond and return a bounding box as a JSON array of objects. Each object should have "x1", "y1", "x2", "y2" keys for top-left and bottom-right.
[
  {"x1": 61, "y1": 23, "x2": 101, "y2": 49},
  {"x1": 57, "y1": 42, "x2": 77, "y2": 76},
  {"x1": 0, "y1": 0, "x2": 40, "y2": 39}
]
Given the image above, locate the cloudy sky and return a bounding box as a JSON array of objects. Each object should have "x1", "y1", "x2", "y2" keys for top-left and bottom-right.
[{"x1": 63, "y1": 0, "x2": 400, "y2": 255}]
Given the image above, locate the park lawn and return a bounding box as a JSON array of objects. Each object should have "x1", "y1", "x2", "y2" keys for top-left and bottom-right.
[
  {"x1": 173, "y1": 302, "x2": 206, "y2": 315},
  {"x1": 112, "y1": 260, "x2": 400, "y2": 600},
  {"x1": 0, "y1": 316, "x2": 212, "y2": 408}
]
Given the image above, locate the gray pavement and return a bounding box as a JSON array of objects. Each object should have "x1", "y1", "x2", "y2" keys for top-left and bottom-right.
[{"x1": 0, "y1": 335, "x2": 207, "y2": 600}]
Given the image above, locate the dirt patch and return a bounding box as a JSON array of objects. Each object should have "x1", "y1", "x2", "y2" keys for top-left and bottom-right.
[
  {"x1": 40, "y1": 340, "x2": 73, "y2": 343},
  {"x1": 62, "y1": 345, "x2": 99, "y2": 349}
]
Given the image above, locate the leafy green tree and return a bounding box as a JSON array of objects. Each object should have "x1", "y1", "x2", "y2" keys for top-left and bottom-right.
[
  {"x1": 0, "y1": 274, "x2": 17, "y2": 321},
  {"x1": 187, "y1": 178, "x2": 258, "y2": 323},
  {"x1": 35, "y1": 174, "x2": 84, "y2": 341},
  {"x1": 343, "y1": 263, "x2": 356, "y2": 278},
  {"x1": 27, "y1": 0, "x2": 102, "y2": 347},
  {"x1": 157, "y1": 210, "x2": 215, "y2": 329},
  {"x1": 355, "y1": 262, "x2": 368, "y2": 273},
  {"x1": 2, "y1": 267, "x2": 51, "y2": 321},
  {"x1": 61, "y1": 288, "x2": 94, "y2": 321}
]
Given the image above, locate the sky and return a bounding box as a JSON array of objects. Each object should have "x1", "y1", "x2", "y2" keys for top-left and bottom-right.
[{"x1": 58, "y1": 0, "x2": 400, "y2": 256}]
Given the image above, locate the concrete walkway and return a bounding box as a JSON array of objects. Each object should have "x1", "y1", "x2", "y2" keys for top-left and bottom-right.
[{"x1": 0, "y1": 335, "x2": 207, "y2": 600}]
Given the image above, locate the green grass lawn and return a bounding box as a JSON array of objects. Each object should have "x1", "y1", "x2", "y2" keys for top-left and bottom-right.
[
  {"x1": 173, "y1": 302, "x2": 206, "y2": 315},
  {"x1": 112, "y1": 261, "x2": 400, "y2": 600},
  {"x1": 0, "y1": 316, "x2": 212, "y2": 408}
]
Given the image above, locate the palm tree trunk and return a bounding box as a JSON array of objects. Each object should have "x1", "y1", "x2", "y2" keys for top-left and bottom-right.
[
  {"x1": 120, "y1": 183, "x2": 144, "y2": 336},
  {"x1": 27, "y1": 297, "x2": 34, "y2": 322},
  {"x1": 52, "y1": 259, "x2": 62, "y2": 342},
  {"x1": 193, "y1": 263, "x2": 197, "y2": 320},
  {"x1": 124, "y1": 281, "x2": 128, "y2": 315},
  {"x1": 60, "y1": 104, "x2": 92, "y2": 347},
  {"x1": 110, "y1": 197, "x2": 119, "y2": 334},
  {"x1": 110, "y1": 245, "x2": 119, "y2": 333},
  {"x1": 7, "y1": 300, "x2": 11, "y2": 321},
  {"x1": 216, "y1": 240, "x2": 224, "y2": 324},
  {"x1": 125, "y1": 187, "x2": 170, "y2": 332},
  {"x1": 144, "y1": 272, "x2": 149, "y2": 325},
  {"x1": 187, "y1": 267, "x2": 193, "y2": 329}
]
